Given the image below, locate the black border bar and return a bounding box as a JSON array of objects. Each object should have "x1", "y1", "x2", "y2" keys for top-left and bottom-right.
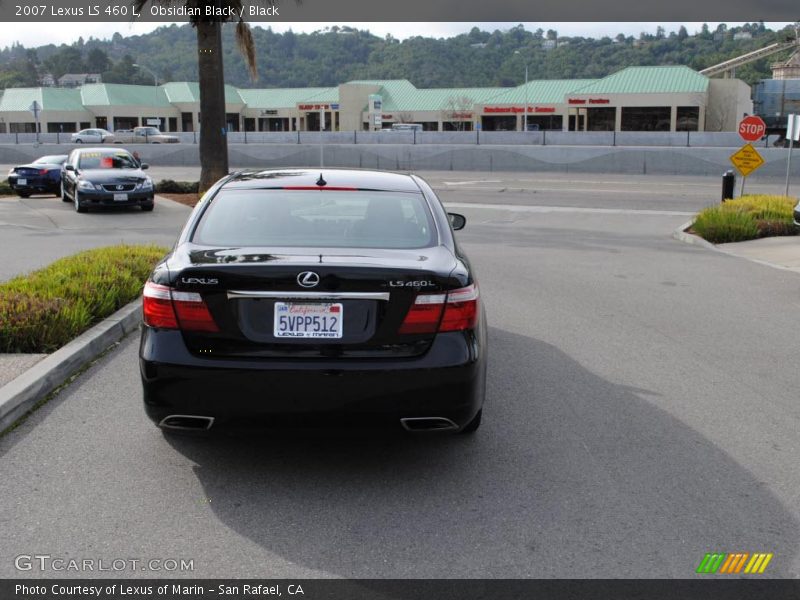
[
  {"x1": 4, "y1": 579, "x2": 800, "y2": 600},
  {"x1": 0, "y1": 0, "x2": 798, "y2": 22}
]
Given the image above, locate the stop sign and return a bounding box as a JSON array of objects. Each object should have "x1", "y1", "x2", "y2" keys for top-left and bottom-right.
[{"x1": 738, "y1": 115, "x2": 766, "y2": 142}]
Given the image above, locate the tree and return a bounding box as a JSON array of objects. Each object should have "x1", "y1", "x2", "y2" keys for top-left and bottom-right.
[
  {"x1": 133, "y1": 1, "x2": 261, "y2": 192},
  {"x1": 85, "y1": 48, "x2": 110, "y2": 73},
  {"x1": 441, "y1": 95, "x2": 473, "y2": 131}
]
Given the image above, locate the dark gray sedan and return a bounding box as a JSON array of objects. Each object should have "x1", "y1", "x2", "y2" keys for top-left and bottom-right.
[{"x1": 61, "y1": 147, "x2": 154, "y2": 213}]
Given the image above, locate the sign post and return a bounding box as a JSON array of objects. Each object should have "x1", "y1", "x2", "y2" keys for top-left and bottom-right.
[
  {"x1": 785, "y1": 114, "x2": 800, "y2": 196},
  {"x1": 28, "y1": 100, "x2": 41, "y2": 144},
  {"x1": 730, "y1": 142, "x2": 765, "y2": 197}
]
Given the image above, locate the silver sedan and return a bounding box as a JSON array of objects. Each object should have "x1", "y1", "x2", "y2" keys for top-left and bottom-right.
[{"x1": 70, "y1": 128, "x2": 114, "y2": 144}]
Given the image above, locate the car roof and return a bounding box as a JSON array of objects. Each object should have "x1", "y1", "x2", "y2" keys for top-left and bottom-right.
[{"x1": 222, "y1": 168, "x2": 422, "y2": 193}]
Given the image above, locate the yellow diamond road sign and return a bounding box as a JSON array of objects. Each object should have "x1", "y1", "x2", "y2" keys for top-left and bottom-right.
[{"x1": 730, "y1": 143, "x2": 765, "y2": 177}]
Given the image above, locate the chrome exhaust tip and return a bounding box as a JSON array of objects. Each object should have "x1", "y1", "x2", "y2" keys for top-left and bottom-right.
[
  {"x1": 159, "y1": 414, "x2": 215, "y2": 431},
  {"x1": 400, "y1": 417, "x2": 459, "y2": 432}
]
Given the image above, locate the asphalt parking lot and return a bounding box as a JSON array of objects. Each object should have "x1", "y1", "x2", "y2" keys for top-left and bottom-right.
[{"x1": 0, "y1": 172, "x2": 798, "y2": 578}]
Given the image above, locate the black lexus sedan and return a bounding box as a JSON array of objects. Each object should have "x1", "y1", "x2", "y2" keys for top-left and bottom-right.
[
  {"x1": 60, "y1": 147, "x2": 154, "y2": 213},
  {"x1": 7, "y1": 155, "x2": 67, "y2": 197},
  {"x1": 140, "y1": 168, "x2": 487, "y2": 434}
]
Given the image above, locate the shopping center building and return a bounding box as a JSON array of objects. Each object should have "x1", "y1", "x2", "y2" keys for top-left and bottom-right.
[{"x1": 0, "y1": 65, "x2": 752, "y2": 135}]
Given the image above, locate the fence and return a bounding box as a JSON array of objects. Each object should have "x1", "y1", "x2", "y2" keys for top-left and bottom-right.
[{"x1": 0, "y1": 130, "x2": 787, "y2": 148}]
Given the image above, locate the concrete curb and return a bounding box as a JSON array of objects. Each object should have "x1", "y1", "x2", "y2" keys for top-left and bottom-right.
[
  {"x1": 0, "y1": 299, "x2": 142, "y2": 432},
  {"x1": 671, "y1": 219, "x2": 717, "y2": 250},
  {"x1": 672, "y1": 219, "x2": 800, "y2": 274}
]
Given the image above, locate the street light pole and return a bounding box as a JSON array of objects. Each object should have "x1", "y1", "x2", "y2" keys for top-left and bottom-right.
[
  {"x1": 524, "y1": 65, "x2": 528, "y2": 132},
  {"x1": 133, "y1": 63, "x2": 160, "y2": 129}
]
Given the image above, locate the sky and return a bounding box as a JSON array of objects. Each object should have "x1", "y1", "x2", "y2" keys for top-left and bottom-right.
[{"x1": 3, "y1": 22, "x2": 796, "y2": 48}]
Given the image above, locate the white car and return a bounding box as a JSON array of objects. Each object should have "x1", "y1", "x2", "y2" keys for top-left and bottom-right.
[{"x1": 71, "y1": 128, "x2": 114, "y2": 144}]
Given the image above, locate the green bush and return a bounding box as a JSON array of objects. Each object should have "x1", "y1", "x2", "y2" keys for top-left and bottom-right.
[
  {"x1": 0, "y1": 181, "x2": 13, "y2": 195},
  {"x1": 0, "y1": 245, "x2": 168, "y2": 353},
  {"x1": 693, "y1": 195, "x2": 797, "y2": 244},
  {"x1": 155, "y1": 180, "x2": 199, "y2": 194},
  {"x1": 693, "y1": 206, "x2": 760, "y2": 244}
]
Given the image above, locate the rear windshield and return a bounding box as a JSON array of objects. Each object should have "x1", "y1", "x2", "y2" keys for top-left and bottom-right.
[{"x1": 192, "y1": 189, "x2": 436, "y2": 249}]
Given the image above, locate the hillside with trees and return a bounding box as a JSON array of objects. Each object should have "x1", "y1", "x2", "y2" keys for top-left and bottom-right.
[{"x1": 0, "y1": 22, "x2": 797, "y2": 90}]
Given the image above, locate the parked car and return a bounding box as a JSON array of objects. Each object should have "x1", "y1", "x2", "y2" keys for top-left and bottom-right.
[
  {"x1": 60, "y1": 147, "x2": 154, "y2": 213},
  {"x1": 7, "y1": 154, "x2": 68, "y2": 197},
  {"x1": 71, "y1": 128, "x2": 114, "y2": 144},
  {"x1": 391, "y1": 123, "x2": 423, "y2": 132},
  {"x1": 140, "y1": 168, "x2": 487, "y2": 434},
  {"x1": 794, "y1": 199, "x2": 800, "y2": 227},
  {"x1": 114, "y1": 126, "x2": 179, "y2": 144}
]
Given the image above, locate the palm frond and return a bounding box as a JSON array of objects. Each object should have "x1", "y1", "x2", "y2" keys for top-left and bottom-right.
[{"x1": 236, "y1": 20, "x2": 258, "y2": 80}]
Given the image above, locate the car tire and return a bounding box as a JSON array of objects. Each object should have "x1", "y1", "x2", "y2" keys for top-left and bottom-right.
[
  {"x1": 75, "y1": 139, "x2": 82, "y2": 144},
  {"x1": 458, "y1": 409, "x2": 482, "y2": 434},
  {"x1": 17, "y1": 191, "x2": 30, "y2": 198},
  {"x1": 141, "y1": 203, "x2": 154, "y2": 212},
  {"x1": 74, "y1": 191, "x2": 87, "y2": 213}
]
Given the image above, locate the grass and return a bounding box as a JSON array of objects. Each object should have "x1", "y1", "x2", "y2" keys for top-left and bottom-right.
[
  {"x1": 0, "y1": 245, "x2": 168, "y2": 353},
  {"x1": 692, "y1": 195, "x2": 797, "y2": 244}
]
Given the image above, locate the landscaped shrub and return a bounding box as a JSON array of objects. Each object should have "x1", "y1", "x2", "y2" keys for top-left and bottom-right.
[
  {"x1": 0, "y1": 245, "x2": 168, "y2": 353},
  {"x1": 155, "y1": 180, "x2": 199, "y2": 194},
  {"x1": 693, "y1": 195, "x2": 797, "y2": 244}
]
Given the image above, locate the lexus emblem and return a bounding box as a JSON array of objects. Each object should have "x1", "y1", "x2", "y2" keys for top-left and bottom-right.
[
  {"x1": 116, "y1": 185, "x2": 124, "y2": 190},
  {"x1": 297, "y1": 271, "x2": 320, "y2": 288}
]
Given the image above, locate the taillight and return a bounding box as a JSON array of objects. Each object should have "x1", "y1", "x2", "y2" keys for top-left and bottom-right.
[
  {"x1": 398, "y1": 293, "x2": 445, "y2": 334},
  {"x1": 399, "y1": 284, "x2": 479, "y2": 335},
  {"x1": 143, "y1": 282, "x2": 177, "y2": 328},
  {"x1": 172, "y1": 291, "x2": 219, "y2": 332},
  {"x1": 440, "y1": 284, "x2": 479, "y2": 332},
  {"x1": 39, "y1": 169, "x2": 49, "y2": 175},
  {"x1": 142, "y1": 282, "x2": 219, "y2": 332}
]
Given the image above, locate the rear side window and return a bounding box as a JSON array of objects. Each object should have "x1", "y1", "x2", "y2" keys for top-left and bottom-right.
[{"x1": 192, "y1": 189, "x2": 436, "y2": 249}]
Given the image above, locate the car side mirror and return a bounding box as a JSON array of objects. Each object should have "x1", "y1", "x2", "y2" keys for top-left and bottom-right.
[
  {"x1": 140, "y1": 163, "x2": 149, "y2": 170},
  {"x1": 65, "y1": 164, "x2": 75, "y2": 171},
  {"x1": 448, "y1": 212, "x2": 466, "y2": 231}
]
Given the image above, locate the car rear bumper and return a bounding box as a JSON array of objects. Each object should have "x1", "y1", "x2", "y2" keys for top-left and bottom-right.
[
  {"x1": 139, "y1": 326, "x2": 486, "y2": 428},
  {"x1": 8, "y1": 176, "x2": 59, "y2": 192}
]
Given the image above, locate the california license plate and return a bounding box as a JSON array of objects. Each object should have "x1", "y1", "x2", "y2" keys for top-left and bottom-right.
[
  {"x1": 113, "y1": 193, "x2": 128, "y2": 201},
  {"x1": 274, "y1": 302, "x2": 343, "y2": 339},
  {"x1": 18, "y1": 178, "x2": 27, "y2": 185}
]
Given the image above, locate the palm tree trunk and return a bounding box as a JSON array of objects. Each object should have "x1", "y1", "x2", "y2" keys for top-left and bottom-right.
[{"x1": 196, "y1": 19, "x2": 229, "y2": 193}]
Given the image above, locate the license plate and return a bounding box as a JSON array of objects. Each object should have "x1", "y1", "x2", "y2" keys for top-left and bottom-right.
[
  {"x1": 17, "y1": 178, "x2": 27, "y2": 185},
  {"x1": 113, "y1": 193, "x2": 128, "y2": 201},
  {"x1": 274, "y1": 302, "x2": 343, "y2": 339}
]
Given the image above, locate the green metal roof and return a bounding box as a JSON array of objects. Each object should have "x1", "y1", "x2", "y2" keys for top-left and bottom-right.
[
  {"x1": 344, "y1": 80, "x2": 507, "y2": 112},
  {"x1": 568, "y1": 66, "x2": 709, "y2": 95},
  {"x1": 236, "y1": 87, "x2": 335, "y2": 109},
  {"x1": 485, "y1": 80, "x2": 597, "y2": 105},
  {"x1": 161, "y1": 82, "x2": 243, "y2": 105},
  {"x1": 81, "y1": 83, "x2": 173, "y2": 108},
  {"x1": 0, "y1": 87, "x2": 85, "y2": 112}
]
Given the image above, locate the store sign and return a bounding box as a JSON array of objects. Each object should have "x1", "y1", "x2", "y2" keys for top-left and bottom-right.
[
  {"x1": 484, "y1": 106, "x2": 553, "y2": 114},
  {"x1": 449, "y1": 112, "x2": 473, "y2": 119},
  {"x1": 260, "y1": 110, "x2": 278, "y2": 116},
  {"x1": 569, "y1": 98, "x2": 610, "y2": 105},
  {"x1": 298, "y1": 104, "x2": 330, "y2": 110}
]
